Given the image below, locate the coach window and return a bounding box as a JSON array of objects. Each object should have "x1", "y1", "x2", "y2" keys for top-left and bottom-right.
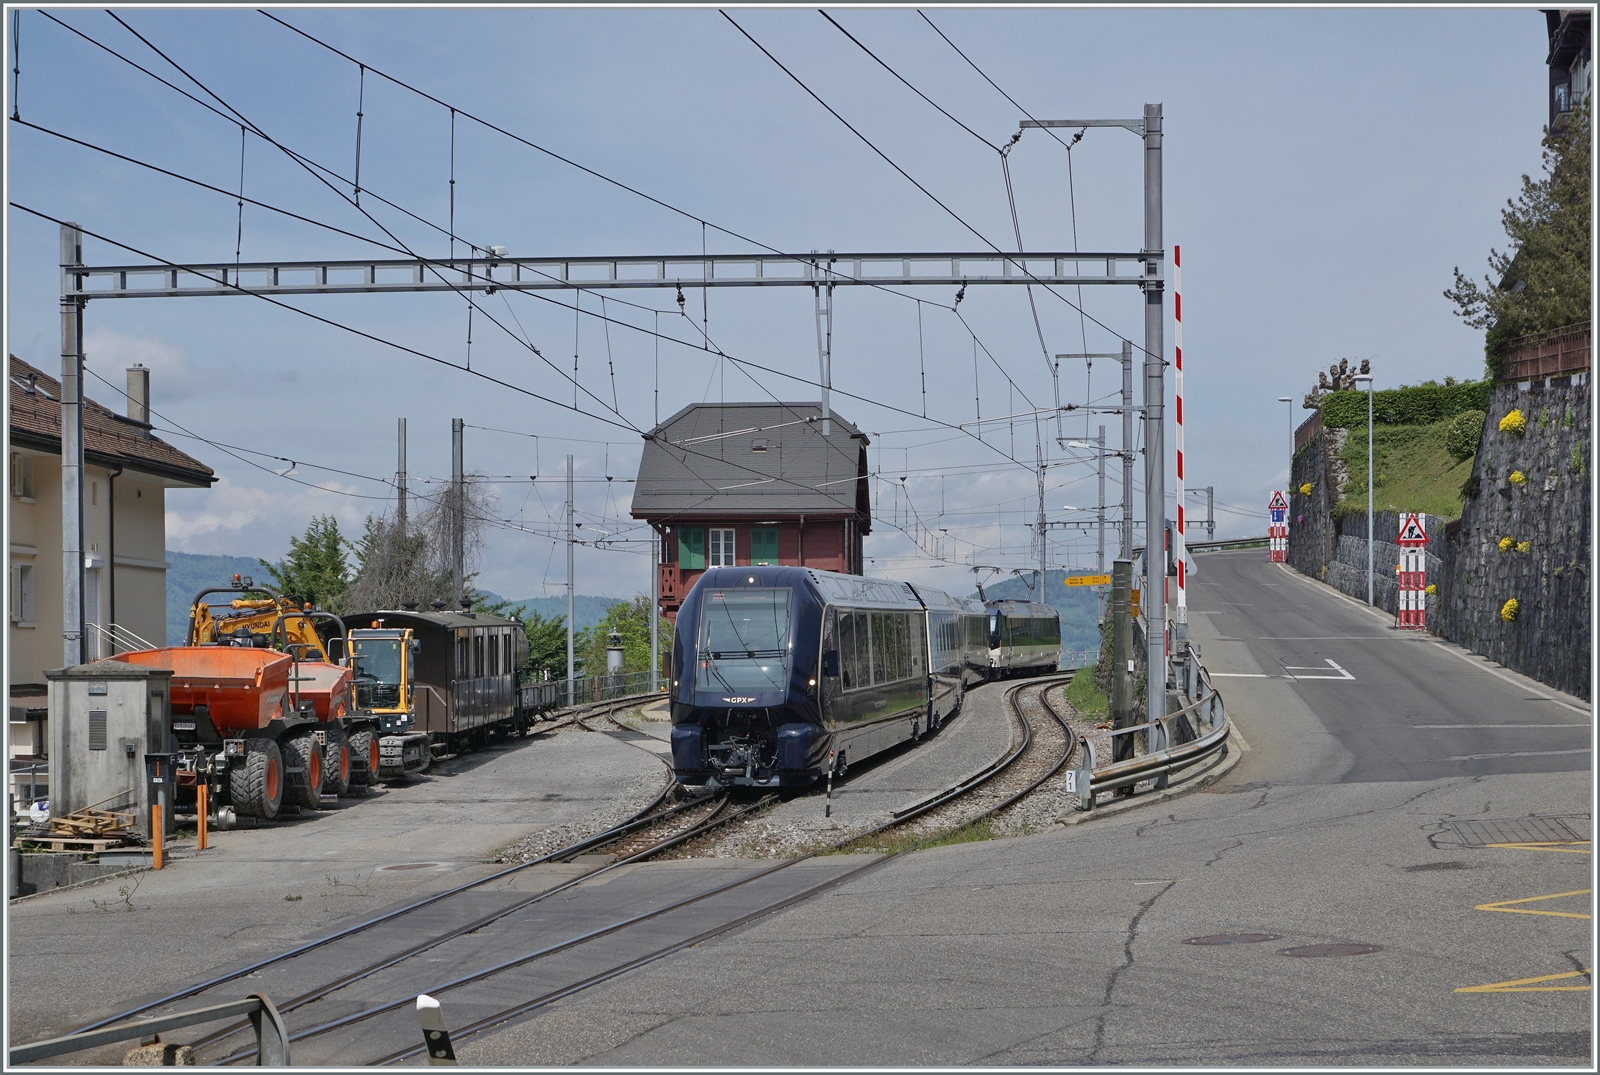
[
  {"x1": 474, "y1": 634, "x2": 484, "y2": 678},
  {"x1": 457, "y1": 633, "x2": 469, "y2": 678},
  {"x1": 838, "y1": 610, "x2": 860, "y2": 690}
]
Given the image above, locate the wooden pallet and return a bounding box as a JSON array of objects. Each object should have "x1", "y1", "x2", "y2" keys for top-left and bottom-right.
[{"x1": 20, "y1": 835, "x2": 127, "y2": 852}]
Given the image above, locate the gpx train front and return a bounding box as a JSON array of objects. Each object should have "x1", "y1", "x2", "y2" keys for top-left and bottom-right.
[{"x1": 670, "y1": 568, "x2": 826, "y2": 788}]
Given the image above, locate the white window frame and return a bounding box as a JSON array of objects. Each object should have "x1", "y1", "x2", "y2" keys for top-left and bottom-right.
[{"x1": 708, "y1": 528, "x2": 736, "y2": 568}]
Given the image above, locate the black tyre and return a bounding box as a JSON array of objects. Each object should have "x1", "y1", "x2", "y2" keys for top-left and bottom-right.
[
  {"x1": 348, "y1": 729, "x2": 377, "y2": 788},
  {"x1": 283, "y1": 734, "x2": 323, "y2": 812},
  {"x1": 323, "y1": 734, "x2": 352, "y2": 797},
  {"x1": 230, "y1": 738, "x2": 283, "y2": 820}
]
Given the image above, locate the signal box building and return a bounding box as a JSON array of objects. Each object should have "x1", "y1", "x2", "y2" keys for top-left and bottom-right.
[{"x1": 631, "y1": 402, "x2": 872, "y2": 619}]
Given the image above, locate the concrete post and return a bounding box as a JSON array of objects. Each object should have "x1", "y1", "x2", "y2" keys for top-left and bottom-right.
[
  {"x1": 1112, "y1": 558, "x2": 1134, "y2": 763},
  {"x1": 397, "y1": 417, "x2": 408, "y2": 539},
  {"x1": 566, "y1": 455, "x2": 575, "y2": 707},
  {"x1": 1096, "y1": 425, "x2": 1107, "y2": 573},
  {"x1": 450, "y1": 418, "x2": 464, "y2": 606},
  {"x1": 1120, "y1": 340, "x2": 1134, "y2": 560},
  {"x1": 60, "y1": 223, "x2": 85, "y2": 666}
]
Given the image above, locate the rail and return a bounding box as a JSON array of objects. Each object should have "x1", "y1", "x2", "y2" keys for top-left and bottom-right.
[
  {"x1": 1071, "y1": 648, "x2": 1230, "y2": 810},
  {"x1": 9, "y1": 993, "x2": 289, "y2": 1065}
]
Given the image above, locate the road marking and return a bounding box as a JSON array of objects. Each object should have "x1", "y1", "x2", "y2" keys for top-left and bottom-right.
[
  {"x1": 1283, "y1": 659, "x2": 1355, "y2": 681},
  {"x1": 1475, "y1": 889, "x2": 1591, "y2": 920},
  {"x1": 1210, "y1": 672, "x2": 1273, "y2": 678},
  {"x1": 1444, "y1": 747, "x2": 1591, "y2": 761},
  {"x1": 1456, "y1": 968, "x2": 1591, "y2": 993},
  {"x1": 1427, "y1": 642, "x2": 1592, "y2": 715},
  {"x1": 1483, "y1": 841, "x2": 1591, "y2": 855},
  {"x1": 1413, "y1": 723, "x2": 1588, "y2": 729}
]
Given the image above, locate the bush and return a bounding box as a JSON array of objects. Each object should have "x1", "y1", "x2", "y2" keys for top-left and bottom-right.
[
  {"x1": 1322, "y1": 380, "x2": 1491, "y2": 429},
  {"x1": 1444, "y1": 410, "x2": 1486, "y2": 461}
]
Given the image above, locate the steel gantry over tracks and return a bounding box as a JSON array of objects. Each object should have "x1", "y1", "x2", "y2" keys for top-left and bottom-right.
[
  {"x1": 69, "y1": 249, "x2": 1157, "y2": 299},
  {"x1": 53, "y1": 105, "x2": 1170, "y2": 693}
]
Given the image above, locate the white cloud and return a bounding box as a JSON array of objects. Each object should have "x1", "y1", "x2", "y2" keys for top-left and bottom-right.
[
  {"x1": 83, "y1": 327, "x2": 202, "y2": 407},
  {"x1": 165, "y1": 475, "x2": 375, "y2": 559}
]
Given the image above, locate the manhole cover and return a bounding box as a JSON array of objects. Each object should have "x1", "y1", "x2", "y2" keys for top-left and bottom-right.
[
  {"x1": 380, "y1": 862, "x2": 441, "y2": 872},
  {"x1": 1184, "y1": 933, "x2": 1282, "y2": 946},
  {"x1": 1450, "y1": 817, "x2": 1586, "y2": 846},
  {"x1": 1279, "y1": 943, "x2": 1382, "y2": 958}
]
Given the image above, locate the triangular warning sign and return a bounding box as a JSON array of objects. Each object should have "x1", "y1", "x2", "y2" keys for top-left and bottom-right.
[
  {"x1": 1268, "y1": 490, "x2": 1289, "y2": 511},
  {"x1": 1397, "y1": 513, "x2": 1428, "y2": 544}
]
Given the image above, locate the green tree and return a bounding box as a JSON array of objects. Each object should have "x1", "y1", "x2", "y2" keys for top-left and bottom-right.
[
  {"x1": 1445, "y1": 101, "x2": 1591, "y2": 373},
  {"x1": 578, "y1": 595, "x2": 671, "y2": 679},
  {"x1": 260, "y1": 515, "x2": 351, "y2": 609}
]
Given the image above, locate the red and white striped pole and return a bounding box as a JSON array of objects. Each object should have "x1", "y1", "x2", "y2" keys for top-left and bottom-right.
[{"x1": 1173, "y1": 245, "x2": 1187, "y2": 642}]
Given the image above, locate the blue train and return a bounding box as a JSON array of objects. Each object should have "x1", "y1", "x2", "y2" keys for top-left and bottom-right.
[{"x1": 669, "y1": 566, "x2": 1059, "y2": 789}]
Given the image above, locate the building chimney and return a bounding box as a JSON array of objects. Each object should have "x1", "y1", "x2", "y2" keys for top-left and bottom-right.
[{"x1": 126, "y1": 364, "x2": 150, "y2": 425}]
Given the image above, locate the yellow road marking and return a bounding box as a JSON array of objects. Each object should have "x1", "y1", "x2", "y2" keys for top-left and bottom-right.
[
  {"x1": 1482, "y1": 841, "x2": 1591, "y2": 855},
  {"x1": 1474, "y1": 889, "x2": 1591, "y2": 919},
  {"x1": 1457, "y1": 968, "x2": 1591, "y2": 993}
]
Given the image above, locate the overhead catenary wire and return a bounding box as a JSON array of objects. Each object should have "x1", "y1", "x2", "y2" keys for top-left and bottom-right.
[{"x1": 26, "y1": 15, "x2": 1040, "y2": 473}]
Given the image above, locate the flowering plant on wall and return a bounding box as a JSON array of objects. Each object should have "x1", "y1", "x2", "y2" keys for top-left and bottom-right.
[
  {"x1": 1508, "y1": 470, "x2": 1528, "y2": 486},
  {"x1": 1516, "y1": 540, "x2": 1533, "y2": 554},
  {"x1": 1498, "y1": 409, "x2": 1526, "y2": 436},
  {"x1": 1425, "y1": 583, "x2": 1437, "y2": 595},
  {"x1": 1298, "y1": 483, "x2": 1313, "y2": 496},
  {"x1": 1500, "y1": 598, "x2": 1519, "y2": 622},
  {"x1": 1498, "y1": 536, "x2": 1515, "y2": 553}
]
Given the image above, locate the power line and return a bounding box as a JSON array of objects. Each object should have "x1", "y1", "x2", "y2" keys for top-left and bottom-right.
[{"x1": 725, "y1": 10, "x2": 1156, "y2": 362}]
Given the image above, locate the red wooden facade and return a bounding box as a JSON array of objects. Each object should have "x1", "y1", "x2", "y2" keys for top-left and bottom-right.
[{"x1": 653, "y1": 517, "x2": 863, "y2": 619}]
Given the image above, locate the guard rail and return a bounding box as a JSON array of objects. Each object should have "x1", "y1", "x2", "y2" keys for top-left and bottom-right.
[
  {"x1": 8, "y1": 993, "x2": 289, "y2": 1065},
  {"x1": 1070, "y1": 648, "x2": 1230, "y2": 809}
]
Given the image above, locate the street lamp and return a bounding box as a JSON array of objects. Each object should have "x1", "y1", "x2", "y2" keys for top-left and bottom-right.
[
  {"x1": 1353, "y1": 373, "x2": 1374, "y2": 605},
  {"x1": 1277, "y1": 397, "x2": 1295, "y2": 460}
]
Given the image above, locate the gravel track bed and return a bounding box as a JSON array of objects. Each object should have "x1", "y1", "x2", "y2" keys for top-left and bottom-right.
[
  {"x1": 601, "y1": 794, "x2": 732, "y2": 858},
  {"x1": 499, "y1": 720, "x2": 671, "y2": 865}
]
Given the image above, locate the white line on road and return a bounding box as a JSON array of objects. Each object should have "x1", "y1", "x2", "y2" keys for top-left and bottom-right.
[
  {"x1": 1269, "y1": 561, "x2": 1590, "y2": 715},
  {"x1": 1413, "y1": 723, "x2": 1589, "y2": 729},
  {"x1": 1444, "y1": 748, "x2": 1592, "y2": 761}
]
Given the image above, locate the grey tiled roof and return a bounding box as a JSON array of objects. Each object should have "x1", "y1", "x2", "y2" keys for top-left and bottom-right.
[{"x1": 630, "y1": 402, "x2": 870, "y2": 528}]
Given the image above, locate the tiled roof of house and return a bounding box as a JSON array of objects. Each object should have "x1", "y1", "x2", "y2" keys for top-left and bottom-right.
[
  {"x1": 8, "y1": 354, "x2": 215, "y2": 487},
  {"x1": 630, "y1": 402, "x2": 870, "y2": 529}
]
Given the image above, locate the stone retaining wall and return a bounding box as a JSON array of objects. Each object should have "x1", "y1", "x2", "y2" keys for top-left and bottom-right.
[{"x1": 1431, "y1": 378, "x2": 1590, "y2": 699}]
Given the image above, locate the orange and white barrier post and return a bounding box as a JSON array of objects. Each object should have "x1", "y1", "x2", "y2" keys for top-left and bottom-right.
[
  {"x1": 1268, "y1": 490, "x2": 1289, "y2": 562},
  {"x1": 1396, "y1": 513, "x2": 1429, "y2": 629}
]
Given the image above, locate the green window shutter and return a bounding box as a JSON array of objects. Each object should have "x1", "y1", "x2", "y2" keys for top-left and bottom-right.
[
  {"x1": 751, "y1": 529, "x2": 778, "y2": 565},
  {"x1": 679, "y1": 528, "x2": 706, "y2": 569}
]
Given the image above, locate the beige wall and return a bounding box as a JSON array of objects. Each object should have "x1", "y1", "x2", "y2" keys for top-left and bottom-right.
[{"x1": 9, "y1": 447, "x2": 187, "y2": 759}]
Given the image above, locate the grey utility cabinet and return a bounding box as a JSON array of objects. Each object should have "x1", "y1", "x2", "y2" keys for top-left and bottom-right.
[{"x1": 45, "y1": 664, "x2": 173, "y2": 838}]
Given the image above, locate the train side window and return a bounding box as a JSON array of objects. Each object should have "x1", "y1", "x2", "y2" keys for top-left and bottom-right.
[
  {"x1": 474, "y1": 634, "x2": 484, "y2": 678},
  {"x1": 489, "y1": 633, "x2": 499, "y2": 676},
  {"x1": 457, "y1": 634, "x2": 468, "y2": 678},
  {"x1": 838, "y1": 610, "x2": 859, "y2": 690},
  {"x1": 504, "y1": 635, "x2": 513, "y2": 675}
]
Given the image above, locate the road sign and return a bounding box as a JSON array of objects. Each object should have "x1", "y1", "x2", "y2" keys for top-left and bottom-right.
[
  {"x1": 1268, "y1": 491, "x2": 1290, "y2": 562},
  {"x1": 1065, "y1": 574, "x2": 1112, "y2": 587},
  {"x1": 1397, "y1": 513, "x2": 1429, "y2": 545}
]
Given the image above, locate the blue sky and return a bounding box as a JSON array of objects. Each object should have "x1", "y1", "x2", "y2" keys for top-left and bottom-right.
[{"x1": 5, "y1": 6, "x2": 1549, "y2": 600}]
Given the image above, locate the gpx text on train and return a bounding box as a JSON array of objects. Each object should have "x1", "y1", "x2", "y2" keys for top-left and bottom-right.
[{"x1": 669, "y1": 566, "x2": 1012, "y2": 789}]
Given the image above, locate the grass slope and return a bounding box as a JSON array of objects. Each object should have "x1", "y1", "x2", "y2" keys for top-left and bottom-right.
[{"x1": 1334, "y1": 422, "x2": 1473, "y2": 520}]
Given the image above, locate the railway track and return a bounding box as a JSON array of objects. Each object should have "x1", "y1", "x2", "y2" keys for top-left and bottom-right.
[
  {"x1": 59, "y1": 678, "x2": 1080, "y2": 1065},
  {"x1": 347, "y1": 675, "x2": 1080, "y2": 1065}
]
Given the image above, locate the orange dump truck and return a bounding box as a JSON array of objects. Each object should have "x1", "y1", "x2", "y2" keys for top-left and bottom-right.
[{"x1": 106, "y1": 645, "x2": 349, "y2": 821}]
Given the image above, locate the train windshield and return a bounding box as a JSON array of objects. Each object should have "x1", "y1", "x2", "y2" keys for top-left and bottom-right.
[
  {"x1": 987, "y1": 612, "x2": 1001, "y2": 649},
  {"x1": 351, "y1": 636, "x2": 403, "y2": 709},
  {"x1": 697, "y1": 589, "x2": 792, "y2": 694}
]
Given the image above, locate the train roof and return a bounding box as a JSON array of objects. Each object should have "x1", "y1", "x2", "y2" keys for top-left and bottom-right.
[
  {"x1": 340, "y1": 608, "x2": 523, "y2": 631},
  {"x1": 984, "y1": 599, "x2": 1058, "y2": 616}
]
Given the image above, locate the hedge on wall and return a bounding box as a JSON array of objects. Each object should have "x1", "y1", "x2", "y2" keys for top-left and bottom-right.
[{"x1": 1322, "y1": 380, "x2": 1491, "y2": 428}]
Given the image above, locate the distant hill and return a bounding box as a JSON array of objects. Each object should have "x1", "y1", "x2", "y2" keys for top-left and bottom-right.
[
  {"x1": 166, "y1": 550, "x2": 269, "y2": 644},
  {"x1": 971, "y1": 569, "x2": 1106, "y2": 661},
  {"x1": 502, "y1": 595, "x2": 627, "y2": 633}
]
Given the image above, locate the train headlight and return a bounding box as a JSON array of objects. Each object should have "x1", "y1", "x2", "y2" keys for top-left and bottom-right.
[{"x1": 808, "y1": 678, "x2": 817, "y2": 687}]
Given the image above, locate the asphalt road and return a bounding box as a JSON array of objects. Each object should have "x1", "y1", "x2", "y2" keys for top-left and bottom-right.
[
  {"x1": 8, "y1": 553, "x2": 1589, "y2": 1066},
  {"x1": 453, "y1": 550, "x2": 1591, "y2": 1067}
]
